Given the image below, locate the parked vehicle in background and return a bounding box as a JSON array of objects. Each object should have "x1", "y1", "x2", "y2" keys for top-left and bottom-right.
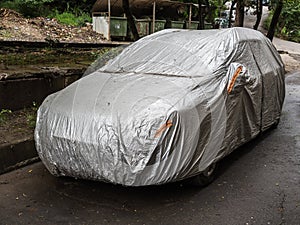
[
  {"x1": 262, "y1": 0, "x2": 270, "y2": 6},
  {"x1": 222, "y1": 10, "x2": 236, "y2": 23},
  {"x1": 214, "y1": 17, "x2": 229, "y2": 28}
]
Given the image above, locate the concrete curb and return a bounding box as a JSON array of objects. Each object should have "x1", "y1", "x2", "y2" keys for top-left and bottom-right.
[
  {"x1": 0, "y1": 40, "x2": 128, "y2": 49},
  {"x1": 0, "y1": 70, "x2": 83, "y2": 111},
  {"x1": 0, "y1": 138, "x2": 39, "y2": 174}
]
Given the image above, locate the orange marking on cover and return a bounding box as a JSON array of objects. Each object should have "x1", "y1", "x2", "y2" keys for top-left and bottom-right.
[
  {"x1": 227, "y1": 66, "x2": 243, "y2": 94},
  {"x1": 155, "y1": 120, "x2": 173, "y2": 138}
]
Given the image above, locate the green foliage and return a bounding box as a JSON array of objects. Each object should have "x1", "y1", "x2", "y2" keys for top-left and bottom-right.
[
  {"x1": 0, "y1": 109, "x2": 12, "y2": 124},
  {"x1": 266, "y1": 0, "x2": 300, "y2": 43},
  {"x1": 51, "y1": 11, "x2": 78, "y2": 26},
  {"x1": 49, "y1": 11, "x2": 91, "y2": 27},
  {"x1": 0, "y1": 0, "x2": 94, "y2": 23},
  {"x1": 26, "y1": 114, "x2": 36, "y2": 128},
  {"x1": 0, "y1": 0, "x2": 54, "y2": 17},
  {"x1": 26, "y1": 102, "x2": 38, "y2": 129},
  {"x1": 48, "y1": 0, "x2": 95, "y2": 15},
  {"x1": 0, "y1": 1, "x2": 18, "y2": 11},
  {"x1": 0, "y1": 29, "x2": 13, "y2": 38},
  {"x1": 264, "y1": 9, "x2": 273, "y2": 28},
  {"x1": 178, "y1": 0, "x2": 226, "y2": 23},
  {"x1": 0, "y1": 0, "x2": 92, "y2": 26},
  {"x1": 279, "y1": 0, "x2": 300, "y2": 42}
]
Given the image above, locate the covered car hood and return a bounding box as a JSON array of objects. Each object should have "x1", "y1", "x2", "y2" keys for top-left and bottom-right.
[{"x1": 35, "y1": 71, "x2": 219, "y2": 185}]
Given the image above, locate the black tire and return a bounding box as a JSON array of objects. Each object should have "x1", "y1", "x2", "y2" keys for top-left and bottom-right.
[
  {"x1": 189, "y1": 163, "x2": 218, "y2": 187},
  {"x1": 270, "y1": 118, "x2": 280, "y2": 129}
]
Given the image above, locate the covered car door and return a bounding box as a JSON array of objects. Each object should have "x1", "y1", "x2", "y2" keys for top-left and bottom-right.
[{"x1": 252, "y1": 39, "x2": 285, "y2": 131}]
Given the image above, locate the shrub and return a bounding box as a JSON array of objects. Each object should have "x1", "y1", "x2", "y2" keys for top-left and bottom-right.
[
  {"x1": 52, "y1": 11, "x2": 78, "y2": 26},
  {"x1": 26, "y1": 102, "x2": 38, "y2": 129},
  {"x1": 0, "y1": 0, "x2": 53, "y2": 17},
  {"x1": 50, "y1": 11, "x2": 91, "y2": 27},
  {"x1": 0, "y1": 109, "x2": 12, "y2": 124},
  {"x1": 265, "y1": 0, "x2": 300, "y2": 43}
]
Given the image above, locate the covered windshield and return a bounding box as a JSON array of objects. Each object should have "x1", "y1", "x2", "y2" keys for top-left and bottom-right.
[{"x1": 100, "y1": 29, "x2": 236, "y2": 77}]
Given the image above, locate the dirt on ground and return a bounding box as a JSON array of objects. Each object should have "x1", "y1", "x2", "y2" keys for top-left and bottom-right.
[
  {"x1": 282, "y1": 53, "x2": 300, "y2": 73},
  {"x1": 0, "y1": 108, "x2": 35, "y2": 145},
  {"x1": 0, "y1": 8, "x2": 105, "y2": 43}
]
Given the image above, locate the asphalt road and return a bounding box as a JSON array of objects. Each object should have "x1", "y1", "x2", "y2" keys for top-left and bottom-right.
[{"x1": 0, "y1": 70, "x2": 299, "y2": 225}]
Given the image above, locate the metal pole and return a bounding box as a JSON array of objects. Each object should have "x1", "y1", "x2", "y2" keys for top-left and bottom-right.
[
  {"x1": 108, "y1": 0, "x2": 111, "y2": 41},
  {"x1": 189, "y1": 4, "x2": 192, "y2": 29},
  {"x1": 152, "y1": 1, "x2": 156, "y2": 33}
]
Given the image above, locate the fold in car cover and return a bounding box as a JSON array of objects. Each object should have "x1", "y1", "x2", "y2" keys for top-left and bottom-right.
[{"x1": 35, "y1": 28, "x2": 285, "y2": 186}]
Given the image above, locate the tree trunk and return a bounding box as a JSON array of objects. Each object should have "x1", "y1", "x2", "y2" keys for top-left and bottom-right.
[
  {"x1": 235, "y1": 0, "x2": 244, "y2": 27},
  {"x1": 122, "y1": 0, "x2": 139, "y2": 41},
  {"x1": 198, "y1": 0, "x2": 204, "y2": 29},
  {"x1": 228, "y1": 0, "x2": 236, "y2": 28},
  {"x1": 204, "y1": 0, "x2": 210, "y2": 27},
  {"x1": 253, "y1": 0, "x2": 262, "y2": 30},
  {"x1": 267, "y1": 0, "x2": 283, "y2": 41}
]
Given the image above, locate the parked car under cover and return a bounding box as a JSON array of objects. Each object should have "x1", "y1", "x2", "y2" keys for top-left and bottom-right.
[{"x1": 35, "y1": 28, "x2": 285, "y2": 186}]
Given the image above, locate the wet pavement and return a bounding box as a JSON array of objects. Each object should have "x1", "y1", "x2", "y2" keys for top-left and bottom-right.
[{"x1": 0, "y1": 70, "x2": 299, "y2": 224}]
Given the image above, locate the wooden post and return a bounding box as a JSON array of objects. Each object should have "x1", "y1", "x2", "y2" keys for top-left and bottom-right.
[
  {"x1": 108, "y1": 0, "x2": 111, "y2": 41},
  {"x1": 188, "y1": 4, "x2": 192, "y2": 29},
  {"x1": 152, "y1": 1, "x2": 156, "y2": 33}
]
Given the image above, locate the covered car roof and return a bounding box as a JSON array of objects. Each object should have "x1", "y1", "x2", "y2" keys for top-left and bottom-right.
[
  {"x1": 35, "y1": 28, "x2": 285, "y2": 186},
  {"x1": 100, "y1": 28, "x2": 282, "y2": 78}
]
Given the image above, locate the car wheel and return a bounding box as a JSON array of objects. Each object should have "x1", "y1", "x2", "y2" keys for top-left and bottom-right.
[
  {"x1": 189, "y1": 163, "x2": 218, "y2": 187},
  {"x1": 270, "y1": 118, "x2": 280, "y2": 129}
]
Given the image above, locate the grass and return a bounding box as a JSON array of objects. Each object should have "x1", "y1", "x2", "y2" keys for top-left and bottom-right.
[
  {"x1": 0, "y1": 107, "x2": 36, "y2": 145},
  {"x1": 0, "y1": 109, "x2": 12, "y2": 125},
  {"x1": 50, "y1": 11, "x2": 92, "y2": 27},
  {"x1": 0, "y1": 48, "x2": 109, "y2": 67},
  {"x1": 26, "y1": 102, "x2": 37, "y2": 129},
  {"x1": 0, "y1": 105, "x2": 36, "y2": 129},
  {"x1": 0, "y1": 30, "x2": 13, "y2": 39}
]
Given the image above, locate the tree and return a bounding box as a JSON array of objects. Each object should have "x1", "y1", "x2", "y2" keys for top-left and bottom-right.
[
  {"x1": 198, "y1": 0, "x2": 205, "y2": 29},
  {"x1": 274, "y1": 0, "x2": 300, "y2": 43},
  {"x1": 235, "y1": 0, "x2": 244, "y2": 27},
  {"x1": 122, "y1": 0, "x2": 139, "y2": 41},
  {"x1": 267, "y1": 0, "x2": 283, "y2": 41},
  {"x1": 253, "y1": 0, "x2": 263, "y2": 30},
  {"x1": 228, "y1": 0, "x2": 236, "y2": 28},
  {"x1": 49, "y1": 0, "x2": 95, "y2": 14}
]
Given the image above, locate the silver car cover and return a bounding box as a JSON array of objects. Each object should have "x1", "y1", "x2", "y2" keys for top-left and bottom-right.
[{"x1": 35, "y1": 28, "x2": 285, "y2": 186}]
